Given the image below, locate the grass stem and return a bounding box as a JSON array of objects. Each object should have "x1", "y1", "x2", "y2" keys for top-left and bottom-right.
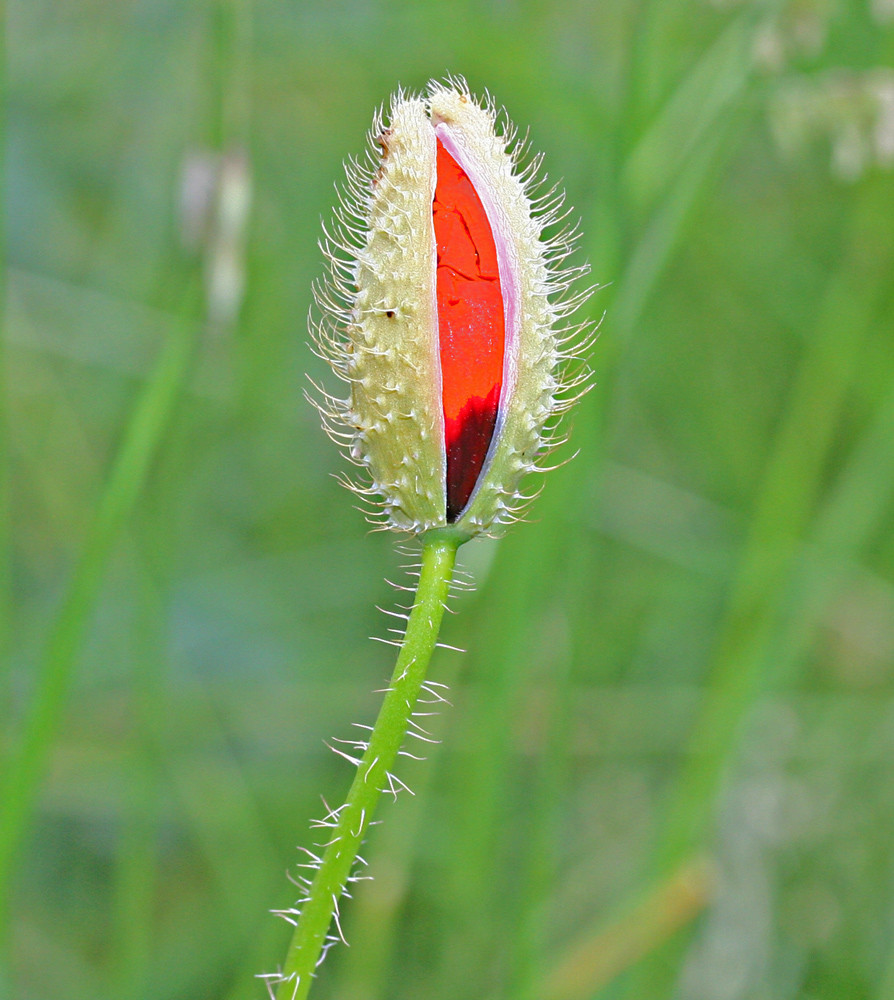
[{"x1": 0, "y1": 320, "x2": 195, "y2": 938}]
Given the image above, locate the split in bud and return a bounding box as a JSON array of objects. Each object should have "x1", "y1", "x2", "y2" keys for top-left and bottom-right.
[{"x1": 311, "y1": 76, "x2": 595, "y2": 540}]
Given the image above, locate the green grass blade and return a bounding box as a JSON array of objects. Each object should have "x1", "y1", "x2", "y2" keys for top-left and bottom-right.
[
  {"x1": 0, "y1": 317, "x2": 196, "y2": 934},
  {"x1": 629, "y1": 172, "x2": 894, "y2": 998}
]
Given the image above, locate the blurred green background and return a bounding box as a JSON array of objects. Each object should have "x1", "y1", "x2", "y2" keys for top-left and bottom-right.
[{"x1": 5, "y1": 1, "x2": 894, "y2": 998}]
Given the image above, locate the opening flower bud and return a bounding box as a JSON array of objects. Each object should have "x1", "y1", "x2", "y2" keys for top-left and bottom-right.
[{"x1": 312, "y1": 77, "x2": 593, "y2": 540}]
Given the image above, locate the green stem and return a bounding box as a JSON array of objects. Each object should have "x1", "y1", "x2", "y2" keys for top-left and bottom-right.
[
  {"x1": 274, "y1": 529, "x2": 461, "y2": 1000},
  {"x1": 0, "y1": 321, "x2": 195, "y2": 937}
]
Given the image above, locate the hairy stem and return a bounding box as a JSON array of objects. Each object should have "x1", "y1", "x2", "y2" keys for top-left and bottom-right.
[{"x1": 274, "y1": 529, "x2": 461, "y2": 1000}]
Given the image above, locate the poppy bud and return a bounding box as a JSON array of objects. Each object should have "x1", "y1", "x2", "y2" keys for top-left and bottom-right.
[{"x1": 312, "y1": 77, "x2": 593, "y2": 540}]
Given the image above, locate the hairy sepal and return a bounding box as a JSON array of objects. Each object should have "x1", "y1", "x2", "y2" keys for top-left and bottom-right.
[{"x1": 311, "y1": 77, "x2": 594, "y2": 538}]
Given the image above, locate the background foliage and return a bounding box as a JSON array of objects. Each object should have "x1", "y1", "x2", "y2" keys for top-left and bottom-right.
[{"x1": 5, "y1": 1, "x2": 894, "y2": 998}]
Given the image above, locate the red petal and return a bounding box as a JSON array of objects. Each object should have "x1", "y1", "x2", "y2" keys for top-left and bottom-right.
[{"x1": 433, "y1": 139, "x2": 505, "y2": 522}]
